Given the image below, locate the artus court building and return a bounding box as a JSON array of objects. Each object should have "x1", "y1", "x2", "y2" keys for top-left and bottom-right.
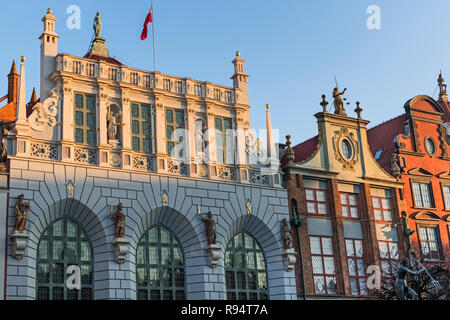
[{"x1": 0, "y1": 9, "x2": 297, "y2": 300}]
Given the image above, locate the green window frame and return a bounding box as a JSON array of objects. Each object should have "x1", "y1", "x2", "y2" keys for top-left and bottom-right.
[
  {"x1": 131, "y1": 103, "x2": 152, "y2": 153},
  {"x1": 215, "y1": 117, "x2": 234, "y2": 164},
  {"x1": 74, "y1": 93, "x2": 97, "y2": 146},
  {"x1": 136, "y1": 226, "x2": 186, "y2": 300},
  {"x1": 225, "y1": 232, "x2": 268, "y2": 300},
  {"x1": 37, "y1": 218, "x2": 93, "y2": 300},
  {"x1": 166, "y1": 108, "x2": 185, "y2": 158}
]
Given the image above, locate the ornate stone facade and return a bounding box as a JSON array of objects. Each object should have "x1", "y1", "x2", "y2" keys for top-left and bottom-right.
[{"x1": 0, "y1": 9, "x2": 294, "y2": 300}]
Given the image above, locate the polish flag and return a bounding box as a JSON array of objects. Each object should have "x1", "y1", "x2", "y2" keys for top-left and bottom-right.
[{"x1": 140, "y1": 5, "x2": 153, "y2": 40}]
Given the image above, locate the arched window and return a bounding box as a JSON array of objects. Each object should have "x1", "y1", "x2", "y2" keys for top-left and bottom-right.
[
  {"x1": 225, "y1": 232, "x2": 268, "y2": 300},
  {"x1": 136, "y1": 226, "x2": 186, "y2": 300},
  {"x1": 36, "y1": 218, "x2": 93, "y2": 300}
]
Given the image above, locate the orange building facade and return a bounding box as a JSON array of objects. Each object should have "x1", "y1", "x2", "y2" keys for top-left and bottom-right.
[
  {"x1": 282, "y1": 93, "x2": 406, "y2": 299},
  {"x1": 368, "y1": 76, "x2": 450, "y2": 268}
]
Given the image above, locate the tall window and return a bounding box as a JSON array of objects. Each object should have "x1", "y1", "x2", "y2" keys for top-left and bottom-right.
[
  {"x1": 372, "y1": 196, "x2": 392, "y2": 221},
  {"x1": 345, "y1": 239, "x2": 367, "y2": 296},
  {"x1": 340, "y1": 193, "x2": 359, "y2": 218},
  {"x1": 74, "y1": 93, "x2": 97, "y2": 146},
  {"x1": 136, "y1": 226, "x2": 186, "y2": 300},
  {"x1": 412, "y1": 182, "x2": 434, "y2": 208},
  {"x1": 305, "y1": 188, "x2": 328, "y2": 215},
  {"x1": 442, "y1": 185, "x2": 450, "y2": 209},
  {"x1": 225, "y1": 233, "x2": 268, "y2": 300},
  {"x1": 166, "y1": 108, "x2": 185, "y2": 158},
  {"x1": 378, "y1": 240, "x2": 399, "y2": 276},
  {"x1": 131, "y1": 103, "x2": 151, "y2": 153},
  {"x1": 418, "y1": 226, "x2": 442, "y2": 261},
  {"x1": 310, "y1": 236, "x2": 337, "y2": 295},
  {"x1": 215, "y1": 117, "x2": 234, "y2": 164},
  {"x1": 37, "y1": 218, "x2": 93, "y2": 300}
]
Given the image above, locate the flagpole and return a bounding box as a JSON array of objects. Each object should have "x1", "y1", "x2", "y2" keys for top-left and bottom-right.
[{"x1": 151, "y1": 0, "x2": 156, "y2": 73}]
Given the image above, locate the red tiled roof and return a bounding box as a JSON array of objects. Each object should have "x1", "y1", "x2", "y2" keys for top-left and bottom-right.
[
  {"x1": 0, "y1": 102, "x2": 17, "y2": 122},
  {"x1": 438, "y1": 100, "x2": 450, "y2": 122},
  {"x1": 367, "y1": 114, "x2": 405, "y2": 172},
  {"x1": 281, "y1": 135, "x2": 320, "y2": 166},
  {"x1": 84, "y1": 53, "x2": 122, "y2": 66}
]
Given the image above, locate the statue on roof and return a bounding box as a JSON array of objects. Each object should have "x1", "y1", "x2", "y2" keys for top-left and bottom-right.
[
  {"x1": 438, "y1": 71, "x2": 448, "y2": 101},
  {"x1": 333, "y1": 87, "x2": 347, "y2": 115},
  {"x1": 93, "y1": 12, "x2": 102, "y2": 38}
]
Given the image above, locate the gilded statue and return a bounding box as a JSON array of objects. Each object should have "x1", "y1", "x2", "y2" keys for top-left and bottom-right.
[
  {"x1": 14, "y1": 195, "x2": 30, "y2": 232},
  {"x1": 333, "y1": 87, "x2": 347, "y2": 115}
]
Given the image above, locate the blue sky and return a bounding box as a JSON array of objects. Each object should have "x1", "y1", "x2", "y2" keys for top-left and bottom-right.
[{"x1": 1, "y1": 1, "x2": 450, "y2": 145}]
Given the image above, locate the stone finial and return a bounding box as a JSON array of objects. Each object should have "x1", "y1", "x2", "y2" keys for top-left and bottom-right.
[
  {"x1": 354, "y1": 101, "x2": 363, "y2": 119},
  {"x1": 320, "y1": 94, "x2": 329, "y2": 113},
  {"x1": 46, "y1": 8, "x2": 52, "y2": 15},
  {"x1": 285, "y1": 135, "x2": 295, "y2": 163},
  {"x1": 236, "y1": 51, "x2": 240, "y2": 57}
]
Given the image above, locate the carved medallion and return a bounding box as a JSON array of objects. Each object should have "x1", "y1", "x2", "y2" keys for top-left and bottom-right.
[
  {"x1": 333, "y1": 127, "x2": 359, "y2": 170},
  {"x1": 110, "y1": 153, "x2": 121, "y2": 167}
]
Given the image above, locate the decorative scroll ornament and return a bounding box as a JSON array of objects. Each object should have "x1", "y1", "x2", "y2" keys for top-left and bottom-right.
[
  {"x1": 246, "y1": 199, "x2": 253, "y2": 215},
  {"x1": 161, "y1": 190, "x2": 169, "y2": 206},
  {"x1": 66, "y1": 180, "x2": 75, "y2": 198},
  {"x1": 28, "y1": 89, "x2": 58, "y2": 131},
  {"x1": 198, "y1": 163, "x2": 208, "y2": 177},
  {"x1": 332, "y1": 127, "x2": 359, "y2": 170}
]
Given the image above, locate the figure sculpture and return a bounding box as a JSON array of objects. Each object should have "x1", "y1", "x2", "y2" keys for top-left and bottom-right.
[
  {"x1": 107, "y1": 110, "x2": 121, "y2": 141},
  {"x1": 110, "y1": 203, "x2": 126, "y2": 239},
  {"x1": 282, "y1": 218, "x2": 293, "y2": 249},
  {"x1": 14, "y1": 195, "x2": 30, "y2": 232},
  {"x1": 198, "y1": 206, "x2": 216, "y2": 245},
  {"x1": 394, "y1": 257, "x2": 425, "y2": 300},
  {"x1": 93, "y1": 12, "x2": 102, "y2": 38},
  {"x1": 333, "y1": 87, "x2": 347, "y2": 114}
]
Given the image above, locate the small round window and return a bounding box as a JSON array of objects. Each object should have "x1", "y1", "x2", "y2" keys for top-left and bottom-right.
[
  {"x1": 342, "y1": 140, "x2": 352, "y2": 159},
  {"x1": 425, "y1": 138, "x2": 436, "y2": 156}
]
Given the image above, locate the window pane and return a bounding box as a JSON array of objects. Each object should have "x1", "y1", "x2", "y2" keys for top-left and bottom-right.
[
  {"x1": 305, "y1": 189, "x2": 315, "y2": 201},
  {"x1": 136, "y1": 226, "x2": 186, "y2": 300},
  {"x1": 166, "y1": 109, "x2": 173, "y2": 124},
  {"x1": 225, "y1": 233, "x2": 267, "y2": 300},
  {"x1": 37, "y1": 218, "x2": 93, "y2": 300},
  {"x1": 321, "y1": 238, "x2": 333, "y2": 255},
  {"x1": 310, "y1": 237, "x2": 321, "y2": 255},
  {"x1": 314, "y1": 276, "x2": 325, "y2": 294}
]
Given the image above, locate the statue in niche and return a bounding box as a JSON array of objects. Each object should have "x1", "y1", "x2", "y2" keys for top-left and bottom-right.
[
  {"x1": 194, "y1": 120, "x2": 206, "y2": 160},
  {"x1": 333, "y1": 87, "x2": 347, "y2": 115},
  {"x1": 110, "y1": 203, "x2": 126, "y2": 239},
  {"x1": 93, "y1": 12, "x2": 102, "y2": 38},
  {"x1": 198, "y1": 205, "x2": 216, "y2": 245},
  {"x1": 107, "y1": 108, "x2": 122, "y2": 143},
  {"x1": 281, "y1": 218, "x2": 293, "y2": 249},
  {"x1": 14, "y1": 195, "x2": 30, "y2": 232}
]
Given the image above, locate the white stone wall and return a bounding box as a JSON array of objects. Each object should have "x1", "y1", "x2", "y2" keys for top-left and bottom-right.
[{"x1": 4, "y1": 157, "x2": 296, "y2": 300}]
